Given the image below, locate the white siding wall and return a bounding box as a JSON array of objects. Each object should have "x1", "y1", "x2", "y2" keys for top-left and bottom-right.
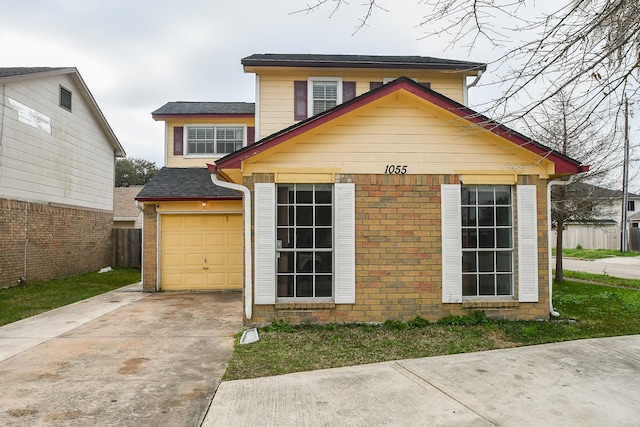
[{"x1": 0, "y1": 75, "x2": 115, "y2": 211}]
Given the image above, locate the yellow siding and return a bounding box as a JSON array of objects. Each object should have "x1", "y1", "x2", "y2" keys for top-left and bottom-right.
[
  {"x1": 243, "y1": 90, "x2": 554, "y2": 180},
  {"x1": 164, "y1": 117, "x2": 255, "y2": 168},
  {"x1": 256, "y1": 68, "x2": 467, "y2": 139}
]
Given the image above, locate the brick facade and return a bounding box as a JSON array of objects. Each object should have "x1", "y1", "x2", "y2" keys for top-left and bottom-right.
[
  {"x1": 249, "y1": 174, "x2": 550, "y2": 325},
  {"x1": 0, "y1": 198, "x2": 113, "y2": 288},
  {"x1": 141, "y1": 205, "x2": 158, "y2": 292}
]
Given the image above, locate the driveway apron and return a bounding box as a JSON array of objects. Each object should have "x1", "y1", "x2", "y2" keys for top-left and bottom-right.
[{"x1": 0, "y1": 287, "x2": 243, "y2": 427}]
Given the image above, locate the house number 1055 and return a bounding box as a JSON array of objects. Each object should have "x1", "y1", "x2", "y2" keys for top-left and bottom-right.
[{"x1": 384, "y1": 165, "x2": 407, "y2": 174}]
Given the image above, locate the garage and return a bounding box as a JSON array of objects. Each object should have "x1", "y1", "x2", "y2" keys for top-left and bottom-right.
[{"x1": 160, "y1": 214, "x2": 243, "y2": 290}]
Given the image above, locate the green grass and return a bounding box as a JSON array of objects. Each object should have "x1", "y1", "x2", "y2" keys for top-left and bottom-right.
[
  {"x1": 553, "y1": 248, "x2": 640, "y2": 259},
  {"x1": 224, "y1": 277, "x2": 640, "y2": 381},
  {"x1": 0, "y1": 268, "x2": 141, "y2": 327}
]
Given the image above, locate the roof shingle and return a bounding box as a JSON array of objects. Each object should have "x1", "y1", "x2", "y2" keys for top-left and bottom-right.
[
  {"x1": 152, "y1": 102, "x2": 255, "y2": 116},
  {"x1": 135, "y1": 167, "x2": 241, "y2": 201}
]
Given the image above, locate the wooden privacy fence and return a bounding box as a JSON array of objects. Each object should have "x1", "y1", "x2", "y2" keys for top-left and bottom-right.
[
  {"x1": 630, "y1": 228, "x2": 640, "y2": 252},
  {"x1": 112, "y1": 228, "x2": 142, "y2": 269}
]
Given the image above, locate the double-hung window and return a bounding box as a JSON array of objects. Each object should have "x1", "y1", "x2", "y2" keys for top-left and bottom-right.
[
  {"x1": 308, "y1": 77, "x2": 342, "y2": 117},
  {"x1": 276, "y1": 184, "x2": 333, "y2": 299},
  {"x1": 186, "y1": 126, "x2": 244, "y2": 156},
  {"x1": 461, "y1": 185, "x2": 514, "y2": 297}
]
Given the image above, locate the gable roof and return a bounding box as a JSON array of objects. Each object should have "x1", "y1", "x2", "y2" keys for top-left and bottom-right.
[
  {"x1": 135, "y1": 167, "x2": 241, "y2": 201},
  {"x1": 152, "y1": 101, "x2": 255, "y2": 119},
  {"x1": 242, "y1": 54, "x2": 487, "y2": 73},
  {"x1": 0, "y1": 67, "x2": 125, "y2": 157},
  {"x1": 114, "y1": 186, "x2": 144, "y2": 219},
  {"x1": 214, "y1": 77, "x2": 586, "y2": 175}
]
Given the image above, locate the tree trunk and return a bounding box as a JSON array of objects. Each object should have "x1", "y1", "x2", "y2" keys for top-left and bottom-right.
[{"x1": 555, "y1": 216, "x2": 564, "y2": 282}]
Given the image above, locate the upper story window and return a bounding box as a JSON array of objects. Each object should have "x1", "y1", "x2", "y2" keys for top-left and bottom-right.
[
  {"x1": 59, "y1": 86, "x2": 72, "y2": 112},
  {"x1": 309, "y1": 78, "x2": 342, "y2": 116},
  {"x1": 186, "y1": 125, "x2": 244, "y2": 156},
  {"x1": 628, "y1": 200, "x2": 636, "y2": 212}
]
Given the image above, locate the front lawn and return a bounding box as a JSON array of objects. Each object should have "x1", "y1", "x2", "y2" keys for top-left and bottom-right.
[
  {"x1": 0, "y1": 268, "x2": 141, "y2": 327},
  {"x1": 224, "y1": 276, "x2": 640, "y2": 380}
]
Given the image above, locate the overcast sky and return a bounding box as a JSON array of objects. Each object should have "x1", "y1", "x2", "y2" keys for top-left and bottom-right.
[{"x1": 1, "y1": 0, "x2": 637, "y2": 192}]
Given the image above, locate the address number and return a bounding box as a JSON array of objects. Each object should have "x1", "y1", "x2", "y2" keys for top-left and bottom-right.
[{"x1": 384, "y1": 165, "x2": 407, "y2": 174}]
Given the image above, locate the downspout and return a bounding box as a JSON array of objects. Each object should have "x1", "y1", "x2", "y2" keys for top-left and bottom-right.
[
  {"x1": 464, "y1": 70, "x2": 483, "y2": 105},
  {"x1": 209, "y1": 165, "x2": 253, "y2": 320},
  {"x1": 547, "y1": 174, "x2": 575, "y2": 317}
]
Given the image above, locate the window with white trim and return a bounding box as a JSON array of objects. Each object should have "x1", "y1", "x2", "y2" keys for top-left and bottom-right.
[
  {"x1": 186, "y1": 125, "x2": 244, "y2": 155},
  {"x1": 461, "y1": 185, "x2": 514, "y2": 297},
  {"x1": 276, "y1": 184, "x2": 333, "y2": 299},
  {"x1": 308, "y1": 78, "x2": 342, "y2": 116}
]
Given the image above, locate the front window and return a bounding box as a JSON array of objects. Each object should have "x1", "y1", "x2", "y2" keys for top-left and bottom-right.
[
  {"x1": 186, "y1": 126, "x2": 244, "y2": 155},
  {"x1": 309, "y1": 78, "x2": 342, "y2": 116},
  {"x1": 461, "y1": 185, "x2": 514, "y2": 297},
  {"x1": 276, "y1": 184, "x2": 333, "y2": 299}
]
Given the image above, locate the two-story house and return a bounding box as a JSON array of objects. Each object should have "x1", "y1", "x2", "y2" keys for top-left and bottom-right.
[
  {"x1": 0, "y1": 67, "x2": 125, "y2": 287},
  {"x1": 137, "y1": 54, "x2": 587, "y2": 324}
]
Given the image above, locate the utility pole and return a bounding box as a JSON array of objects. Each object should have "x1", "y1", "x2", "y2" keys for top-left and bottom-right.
[{"x1": 621, "y1": 95, "x2": 630, "y2": 252}]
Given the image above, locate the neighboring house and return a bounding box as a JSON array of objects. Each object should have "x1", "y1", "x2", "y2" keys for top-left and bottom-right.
[
  {"x1": 0, "y1": 67, "x2": 125, "y2": 287},
  {"x1": 552, "y1": 182, "x2": 640, "y2": 250},
  {"x1": 137, "y1": 54, "x2": 586, "y2": 324},
  {"x1": 114, "y1": 186, "x2": 144, "y2": 229}
]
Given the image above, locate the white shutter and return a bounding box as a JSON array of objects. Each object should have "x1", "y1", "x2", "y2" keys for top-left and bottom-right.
[
  {"x1": 334, "y1": 183, "x2": 355, "y2": 304},
  {"x1": 441, "y1": 184, "x2": 462, "y2": 303},
  {"x1": 517, "y1": 185, "x2": 539, "y2": 302},
  {"x1": 254, "y1": 183, "x2": 276, "y2": 304}
]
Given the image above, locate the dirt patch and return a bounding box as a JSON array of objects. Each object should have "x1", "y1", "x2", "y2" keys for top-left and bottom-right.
[
  {"x1": 7, "y1": 408, "x2": 39, "y2": 417},
  {"x1": 118, "y1": 357, "x2": 150, "y2": 374}
]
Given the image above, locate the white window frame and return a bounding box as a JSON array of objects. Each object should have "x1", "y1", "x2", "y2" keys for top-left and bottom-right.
[
  {"x1": 183, "y1": 124, "x2": 247, "y2": 157},
  {"x1": 308, "y1": 77, "x2": 342, "y2": 117}
]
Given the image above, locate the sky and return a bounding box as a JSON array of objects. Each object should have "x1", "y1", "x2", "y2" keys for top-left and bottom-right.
[{"x1": 1, "y1": 0, "x2": 638, "y2": 191}]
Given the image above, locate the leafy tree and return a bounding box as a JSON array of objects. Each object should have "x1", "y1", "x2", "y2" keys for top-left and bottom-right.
[{"x1": 115, "y1": 157, "x2": 158, "y2": 187}]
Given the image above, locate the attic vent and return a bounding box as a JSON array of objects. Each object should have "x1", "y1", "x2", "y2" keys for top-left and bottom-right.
[{"x1": 60, "y1": 86, "x2": 72, "y2": 111}]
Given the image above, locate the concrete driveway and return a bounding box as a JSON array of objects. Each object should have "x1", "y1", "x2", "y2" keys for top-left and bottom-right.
[{"x1": 0, "y1": 285, "x2": 242, "y2": 427}]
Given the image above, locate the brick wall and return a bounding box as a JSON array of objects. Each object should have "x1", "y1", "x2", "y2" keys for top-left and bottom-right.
[
  {"x1": 249, "y1": 174, "x2": 551, "y2": 325},
  {"x1": 141, "y1": 204, "x2": 158, "y2": 292},
  {"x1": 0, "y1": 198, "x2": 113, "y2": 288}
]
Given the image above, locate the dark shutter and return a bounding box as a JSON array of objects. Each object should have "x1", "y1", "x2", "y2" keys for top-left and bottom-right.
[
  {"x1": 247, "y1": 126, "x2": 255, "y2": 145},
  {"x1": 370, "y1": 82, "x2": 383, "y2": 91},
  {"x1": 173, "y1": 126, "x2": 184, "y2": 156},
  {"x1": 343, "y1": 81, "x2": 356, "y2": 102},
  {"x1": 294, "y1": 80, "x2": 307, "y2": 120},
  {"x1": 419, "y1": 82, "x2": 432, "y2": 89}
]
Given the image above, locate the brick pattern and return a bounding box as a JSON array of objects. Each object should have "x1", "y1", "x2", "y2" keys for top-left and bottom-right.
[
  {"x1": 248, "y1": 174, "x2": 551, "y2": 325},
  {"x1": 141, "y1": 205, "x2": 158, "y2": 292},
  {"x1": 0, "y1": 198, "x2": 113, "y2": 288}
]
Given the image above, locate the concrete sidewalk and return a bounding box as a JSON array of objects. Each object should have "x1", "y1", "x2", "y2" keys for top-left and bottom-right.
[
  {"x1": 0, "y1": 285, "x2": 243, "y2": 427},
  {"x1": 557, "y1": 255, "x2": 640, "y2": 279},
  {"x1": 204, "y1": 335, "x2": 640, "y2": 427}
]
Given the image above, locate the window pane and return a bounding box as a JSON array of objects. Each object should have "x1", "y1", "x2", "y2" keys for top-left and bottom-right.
[
  {"x1": 296, "y1": 185, "x2": 313, "y2": 203},
  {"x1": 316, "y1": 206, "x2": 332, "y2": 226},
  {"x1": 277, "y1": 228, "x2": 294, "y2": 249},
  {"x1": 496, "y1": 207, "x2": 511, "y2": 226},
  {"x1": 316, "y1": 228, "x2": 332, "y2": 248},
  {"x1": 277, "y1": 276, "x2": 294, "y2": 297},
  {"x1": 496, "y1": 274, "x2": 512, "y2": 295},
  {"x1": 462, "y1": 251, "x2": 477, "y2": 272},
  {"x1": 316, "y1": 252, "x2": 332, "y2": 273},
  {"x1": 315, "y1": 185, "x2": 332, "y2": 204},
  {"x1": 296, "y1": 276, "x2": 313, "y2": 297},
  {"x1": 478, "y1": 188, "x2": 495, "y2": 205},
  {"x1": 479, "y1": 275, "x2": 495, "y2": 295},
  {"x1": 296, "y1": 228, "x2": 313, "y2": 248},
  {"x1": 316, "y1": 276, "x2": 332, "y2": 297},
  {"x1": 495, "y1": 186, "x2": 510, "y2": 205},
  {"x1": 462, "y1": 207, "x2": 477, "y2": 226},
  {"x1": 462, "y1": 228, "x2": 477, "y2": 248},
  {"x1": 478, "y1": 252, "x2": 494, "y2": 272},
  {"x1": 297, "y1": 252, "x2": 314, "y2": 273},
  {"x1": 496, "y1": 229, "x2": 512, "y2": 248},
  {"x1": 478, "y1": 229, "x2": 495, "y2": 248},
  {"x1": 478, "y1": 207, "x2": 494, "y2": 226},
  {"x1": 496, "y1": 251, "x2": 512, "y2": 272},
  {"x1": 462, "y1": 274, "x2": 477, "y2": 296},
  {"x1": 277, "y1": 185, "x2": 292, "y2": 204},
  {"x1": 296, "y1": 206, "x2": 313, "y2": 226}
]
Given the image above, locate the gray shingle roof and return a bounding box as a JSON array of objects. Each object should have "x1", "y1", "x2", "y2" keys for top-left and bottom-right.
[
  {"x1": 0, "y1": 67, "x2": 67, "y2": 78},
  {"x1": 152, "y1": 102, "x2": 255, "y2": 116},
  {"x1": 242, "y1": 54, "x2": 487, "y2": 72},
  {"x1": 135, "y1": 167, "x2": 241, "y2": 200}
]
